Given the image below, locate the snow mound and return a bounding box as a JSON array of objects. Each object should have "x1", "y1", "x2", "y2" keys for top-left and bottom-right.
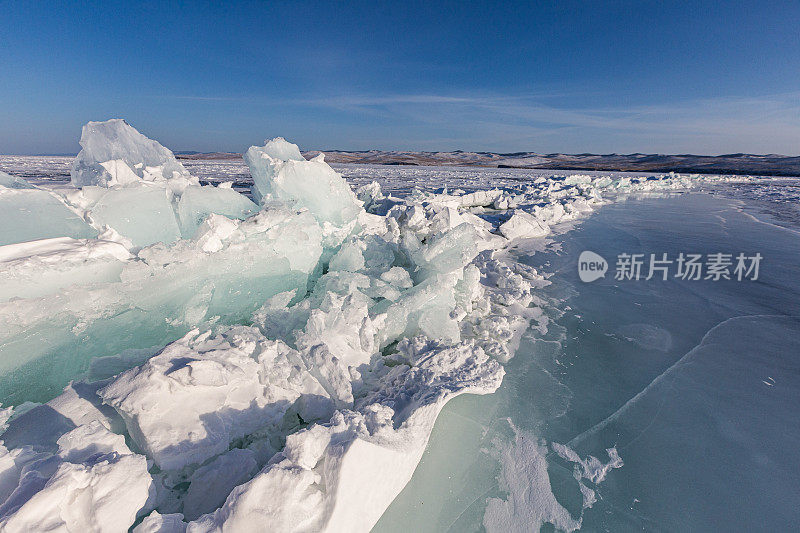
[
  {"x1": 0, "y1": 389, "x2": 154, "y2": 532},
  {"x1": 99, "y1": 327, "x2": 327, "y2": 471}
]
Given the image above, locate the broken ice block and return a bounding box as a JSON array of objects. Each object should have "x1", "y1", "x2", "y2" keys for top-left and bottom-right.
[
  {"x1": 499, "y1": 210, "x2": 550, "y2": 240},
  {"x1": 70, "y1": 119, "x2": 195, "y2": 187},
  {"x1": 244, "y1": 139, "x2": 362, "y2": 226},
  {"x1": 0, "y1": 205, "x2": 323, "y2": 405},
  {"x1": 176, "y1": 185, "x2": 259, "y2": 238},
  {"x1": 0, "y1": 236, "x2": 131, "y2": 301},
  {"x1": 243, "y1": 137, "x2": 304, "y2": 203},
  {"x1": 0, "y1": 171, "x2": 34, "y2": 189},
  {"x1": 86, "y1": 184, "x2": 182, "y2": 247},
  {"x1": 0, "y1": 188, "x2": 97, "y2": 246}
]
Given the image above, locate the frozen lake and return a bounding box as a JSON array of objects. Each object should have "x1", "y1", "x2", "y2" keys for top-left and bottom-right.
[
  {"x1": 375, "y1": 191, "x2": 800, "y2": 531},
  {"x1": 1, "y1": 151, "x2": 799, "y2": 531},
  {"x1": 0, "y1": 155, "x2": 675, "y2": 194}
]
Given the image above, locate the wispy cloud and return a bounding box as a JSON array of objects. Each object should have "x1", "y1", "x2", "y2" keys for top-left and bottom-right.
[
  {"x1": 170, "y1": 95, "x2": 246, "y2": 102},
  {"x1": 158, "y1": 90, "x2": 800, "y2": 154},
  {"x1": 304, "y1": 95, "x2": 477, "y2": 106},
  {"x1": 294, "y1": 91, "x2": 800, "y2": 154}
]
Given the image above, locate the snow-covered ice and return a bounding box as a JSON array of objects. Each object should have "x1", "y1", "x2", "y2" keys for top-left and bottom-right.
[
  {"x1": 0, "y1": 120, "x2": 745, "y2": 532},
  {"x1": 375, "y1": 191, "x2": 800, "y2": 532}
]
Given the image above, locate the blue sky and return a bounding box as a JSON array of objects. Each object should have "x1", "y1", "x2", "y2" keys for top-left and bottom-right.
[{"x1": 1, "y1": 0, "x2": 799, "y2": 155}]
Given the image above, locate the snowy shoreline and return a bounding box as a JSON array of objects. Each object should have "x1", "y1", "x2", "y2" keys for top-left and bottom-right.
[{"x1": 0, "y1": 120, "x2": 709, "y2": 531}]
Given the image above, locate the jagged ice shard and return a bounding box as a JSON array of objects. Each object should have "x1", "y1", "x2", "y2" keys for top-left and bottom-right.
[
  {"x1": 245, "y1": 138, "x2": 362, "y2": 227},
  {"x1": 0, "y1": 119, "x2": 709, "y2": 532},
  {"x1": 70, "y1": 119, "x2": 195, "y2": 188}
]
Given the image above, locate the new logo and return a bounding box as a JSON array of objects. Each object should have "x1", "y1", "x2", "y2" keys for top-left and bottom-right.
[{"x1": 578, "y1": 251, "x2": 608, "y2": 282}]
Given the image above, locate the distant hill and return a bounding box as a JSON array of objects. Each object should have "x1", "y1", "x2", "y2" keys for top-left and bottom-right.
[
  {"x1": 175, "y1": 151, "x2": 242, "y2": 160},
  {"x1": 176, "y1": 150, "x2": 800, "y2": 177}
]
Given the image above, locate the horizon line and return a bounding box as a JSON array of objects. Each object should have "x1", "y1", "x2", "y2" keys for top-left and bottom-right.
[{"x1": 5, "y1": 149, "x2": 798, "y2": 159}]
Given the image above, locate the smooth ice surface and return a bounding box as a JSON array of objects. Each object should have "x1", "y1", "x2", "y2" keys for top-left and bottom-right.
[{"x1": 0, "y1": 188, "x2": 97, "y2": 246}]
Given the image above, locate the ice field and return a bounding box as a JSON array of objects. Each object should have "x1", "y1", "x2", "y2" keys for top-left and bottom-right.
[
  {"x1": 0, "y1": 120, "x2": 798, "y2": 532},
  {"x1": 375, "y1": 193, "x2": 800, "y2": 531}
]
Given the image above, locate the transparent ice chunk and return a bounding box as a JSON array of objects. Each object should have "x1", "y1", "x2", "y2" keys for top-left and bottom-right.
[
  {"x1": 0, "y1": 171, "x2": 34, "y2": 189},
  {"x1": 176, "y1": 185, "x2": 258, "y2": 238},
  {"x1": 0, "y1": 188, "x2": 97, "y2": 246},
  {"x1": 86, "y1": 184, "x2": 182, "y2": 248},
  {"x1": 70, "y1": 119, "x2": 194, "y2": 188},
  {"x1": 244, "y1": 140, "x2": 362, "y2": 226}
]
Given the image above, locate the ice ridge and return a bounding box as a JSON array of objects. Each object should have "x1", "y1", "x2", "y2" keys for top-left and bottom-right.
[{"x1": 0, "y1": 120, "x2": 702, "y2": 532}]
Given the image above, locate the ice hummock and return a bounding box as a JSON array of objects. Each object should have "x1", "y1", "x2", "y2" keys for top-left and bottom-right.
[
  {"x1": 0, "y1": 236, "x2": 131, "y2": 301},
  {"x1": 243, "y1": 137, "x2": 305, "y2": 204},
  {"x1": 0, "y1": 169, "x2": 97, "y2": 246},
  {"x1": 60, "y1": 120, "x2": 260, "y2": 248},
  {"x1": 245, "y1": 138, "x2": 362, "y2": 226},
  {"x1": 70, "y1": 119, "x2": 196, "y2": 188},
  {"x1": 0, "y1": 204, "x2": 324, "y2": 402},
  {"x1": 0, "y1": 121, "x2": 706, "y2": 532},
  {"x1": 176, "y1": 186, "x2": 259, "y2": 238}
]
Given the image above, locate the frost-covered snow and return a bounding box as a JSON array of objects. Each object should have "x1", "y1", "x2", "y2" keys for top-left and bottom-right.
[{"x1": 0, "y1": 120, "x2": 717, "y2": 532}]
